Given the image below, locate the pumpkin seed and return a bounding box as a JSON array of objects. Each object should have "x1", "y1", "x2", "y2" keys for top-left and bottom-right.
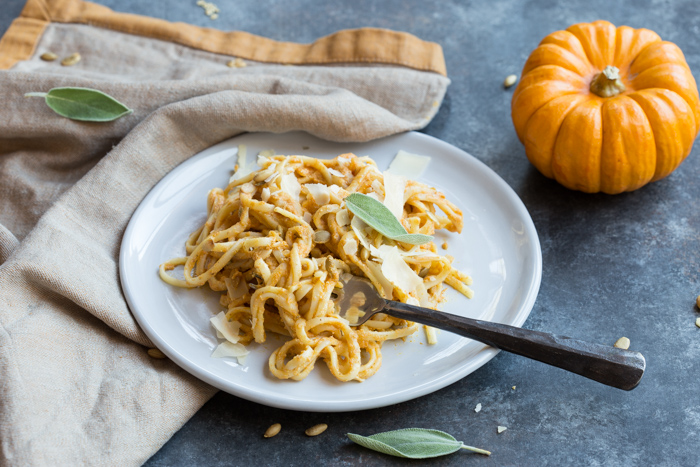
[
  {"x1": 226, "y1": 58, "x2": 247, "y2": 68},
  {"x1": 147, "y1": 348, "x2": 166, "y2": 359},
  {"x1": 696, "y1": 317, "x2": 700, "y2": 328},
  {"x1": 503, "y1": 74, "x2": 518, "y2": 88},
  {"x1": 614, "y1": 337, "x2": 630, "y2": 350},
  {"x1": 264, "y1": 423, "x2": 281, "y2": 438},
  {"x1": 305, "y1": 423, "x2": 328, "y2": 436},
  {"x1": 254, "y1": 167, "x2": 276, "y2": 184},
  {"x1": 313, "y1": 230, "x2": 330, "y2": 243},
  {"x1": 40, "y1": 52, "x2": 57, "y2": 61},
  {"x1": 61, "y1": 53, "x2": 81, "y2": 66}
]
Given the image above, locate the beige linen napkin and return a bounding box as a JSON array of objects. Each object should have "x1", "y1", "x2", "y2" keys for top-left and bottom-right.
[{"x1": 0, "y1": 0, "x2": 450, "y2": 464}]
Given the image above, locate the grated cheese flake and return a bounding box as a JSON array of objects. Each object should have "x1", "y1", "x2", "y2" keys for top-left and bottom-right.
[
  {"x1": 280, "y1": 172, "x2": 301, "y2": 202},
  {"x1": 383, "y1": 171, "x2": 407, "y2": 220},
  {"x1": 210, "y1": 311, "x2": 242, "y2": 344},
  {"x1": 211, "y1": 341, "x2": 249, "y2": 364},
  {"x1": 386, "y1": 150, "x2": 431, "y2": 179},
  {"x1": 305, "y1": 183, "x2": 330, "y2": 205},
  {"x1": 377, "y1": 245, "x2": 423, "y2": 294}
]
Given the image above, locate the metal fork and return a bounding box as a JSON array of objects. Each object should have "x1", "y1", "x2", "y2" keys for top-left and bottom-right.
[{"x1": 334, "y1": 275, "x2": 645, "y2": 391}]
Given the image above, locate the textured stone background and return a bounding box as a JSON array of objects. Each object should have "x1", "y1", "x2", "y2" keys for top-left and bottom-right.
[{"x1": 2, "y1": 1, "x2": 699, "y2": 465}]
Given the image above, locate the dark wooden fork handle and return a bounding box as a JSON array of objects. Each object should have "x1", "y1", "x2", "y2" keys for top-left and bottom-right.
[{"x1": 384, "y1": 301, "x2": 645, "y2": 391}]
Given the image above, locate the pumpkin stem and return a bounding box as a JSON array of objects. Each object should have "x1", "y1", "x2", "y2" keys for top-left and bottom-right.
[{"x1": 590, "y1": 66, "x2": 626, "y2": 98}]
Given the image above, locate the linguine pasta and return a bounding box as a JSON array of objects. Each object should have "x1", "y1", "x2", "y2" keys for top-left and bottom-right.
[{"x1": 159, "y1": 152, "x2": 473, "y2": 382}]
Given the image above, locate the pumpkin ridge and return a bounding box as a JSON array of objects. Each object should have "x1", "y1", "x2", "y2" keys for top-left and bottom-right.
[
  {"x1": 600, "y1": 96, "x2": 656, "y2": 193},
  {"x1": 552, "y1": 99, "x2": 604, "y2": 192},
  {"x1": 522, "y1": 43, "x2": 594, "y2": 77},
  {"x1": 524, "y1": 94, "x2": 588, "y2": 178},
  {"x1": 613, "y1": 26, "x2": 661, "y2": 72},
  {"x1": 627, "y1": 89, "x2": 697, "y2": 180},
  {"x1": 630, "y1": 63, "x2": 700, "y2": 125},
  {"x1": 540, "y1": 30, "x2": 592, "y2": 67},
  {"x1": 566, "y1": 21, "x2": 617, "y2": 71},
  {"x1": 623, "y1": 39, "x2": 664, "y2": 76}
]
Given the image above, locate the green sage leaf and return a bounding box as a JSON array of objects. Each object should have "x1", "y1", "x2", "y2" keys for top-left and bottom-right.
[
  {"x1": 347, "y1": 428, "x2": 490, "y2": 459},
  {"x1": 344, "y1": 193, "x2": 433, "y2": 245},
  {"x1": 25, "y1": 87, "x2": 133, "y2": 122}
]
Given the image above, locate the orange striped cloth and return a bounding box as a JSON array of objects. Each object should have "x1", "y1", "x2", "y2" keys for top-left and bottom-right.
[{"x1": 0, "y1": 1, "x2": 449, "y2": 464}]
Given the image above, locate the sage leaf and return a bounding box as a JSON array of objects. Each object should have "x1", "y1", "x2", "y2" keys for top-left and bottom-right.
[
  {"x1": 25, "y1": 87, "x2": 133, "y2": 122},
  {"x1": 347, "y1": 428, "x2": 490, "y2": 459},
  {"x1": 344, "y1": 193, "x2": 433, "y2": 245}
]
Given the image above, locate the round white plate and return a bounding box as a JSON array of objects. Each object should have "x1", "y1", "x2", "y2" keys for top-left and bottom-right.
[{"x1": 120, "y1": 131, "x2": 542, "y2": 412}]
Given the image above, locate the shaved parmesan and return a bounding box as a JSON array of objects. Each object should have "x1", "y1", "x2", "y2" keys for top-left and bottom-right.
[
  {"x1": 224, "y1": 277, "x2": 248, "y2": 300},
  {"x1": 327, "y1": 168, "x2": 344, "y2": 177},
  {"x1": 378, "y1": 246, "x2": 423, "y2": 294},
  {"x1": 387, "y1": 150, "x2": 431, "y2": 179},
  {"x1": 305, "y1": 183, "x2": 331, "y2": 205},
  {"x1": 210, "y1": 311, "x2": 242, "y2": 344},
  {"x1": 383, "y1": 171, "x2": 407, "y2": 220},
  {"x1": 280, "y1": 172, "x2": 301, "y2": 202},
  {"x1": 303, "y1": 211, "x2": 313, "y2": 224},
  {"x1": 211, "y1": 341, "x2": 249, "y2": 364},
  {"x1": 424, "y1": 325, "x2": 438, "y2": 345},
  {"x1": 229, "y1": 144, "x2": 249, "y2": 182},
  {"x1": 351, "y1": 216, "x2": 371, "y2": 250},
  {"x1": 257, "y1": 149, "x2": 275, "y2": 161},
  {"x1": 366, "y1": 261, "x2": 394, "y2": 298},
  {"x1": 366, "y1": 192, "x2": 381, "y2": 202},
  {"x1": 337, "y1": 156, "x2": 350, "y2": 164}
]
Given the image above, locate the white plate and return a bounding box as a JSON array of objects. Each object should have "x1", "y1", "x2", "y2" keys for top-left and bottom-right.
[{"x1": 120, "y1": 131, "x2": 542, "y2": 412}]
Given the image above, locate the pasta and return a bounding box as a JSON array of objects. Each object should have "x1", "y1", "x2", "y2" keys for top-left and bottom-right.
[{"x1": 159, "y1": 152, "x2": 473, "y2": 382}]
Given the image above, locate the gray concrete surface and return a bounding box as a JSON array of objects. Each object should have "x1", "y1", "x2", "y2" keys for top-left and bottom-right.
[{"x1": 2, "y1": 1, "x2": 699, "y2": 465}]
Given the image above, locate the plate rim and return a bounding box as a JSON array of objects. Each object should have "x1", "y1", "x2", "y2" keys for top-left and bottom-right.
[{"x1": 119, "y1": 130, "x2": 542, "y2": 412}]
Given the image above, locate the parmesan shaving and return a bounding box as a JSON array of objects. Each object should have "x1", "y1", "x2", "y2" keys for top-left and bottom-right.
[
  {"x1": 424, "y1": 325, "x2": 438, "y2": 345},
  {"x1": 280, "y1": 172, "x2": 301, "y2": 201},
  {"x1": 257, "y1": 149, "x2": 275, "y2": 161},
  {"x1": 383, "y1": 171, "x2": 407, "y2": 220},
  {"x1": 387, "y1": 150, "x2": 431, "y2": 179},
  {"x1": 327, "y1": 168, "x2": 344, "y2": 177},
  {"x1": 210, "y1": 311, "x2": 242, "y2": 343},
  {"x1": 351, "y1": 216, "x2": 371, "y2": 250},
  {"x1": 229, "y1": 144, "x2": 248, "y2": 182},
  {"x1": 211, "y1": 341, "x2": 249, "y2": 364},
  {"x1": 305, "y1": 183, "x2": 330, "y2": 205},
  {"x1": 378, "y1": 246, "x2": 423, "y2": 294}
]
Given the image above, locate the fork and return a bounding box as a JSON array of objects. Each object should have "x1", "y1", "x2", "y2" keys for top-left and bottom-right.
[{"x1": 335, "y1": 275, "x2": 645, "y2": 391}]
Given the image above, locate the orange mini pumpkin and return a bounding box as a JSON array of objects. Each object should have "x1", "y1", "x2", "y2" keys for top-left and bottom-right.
[{"x1": 512, "y1": 20, "x2": 700, "y2": 194}]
